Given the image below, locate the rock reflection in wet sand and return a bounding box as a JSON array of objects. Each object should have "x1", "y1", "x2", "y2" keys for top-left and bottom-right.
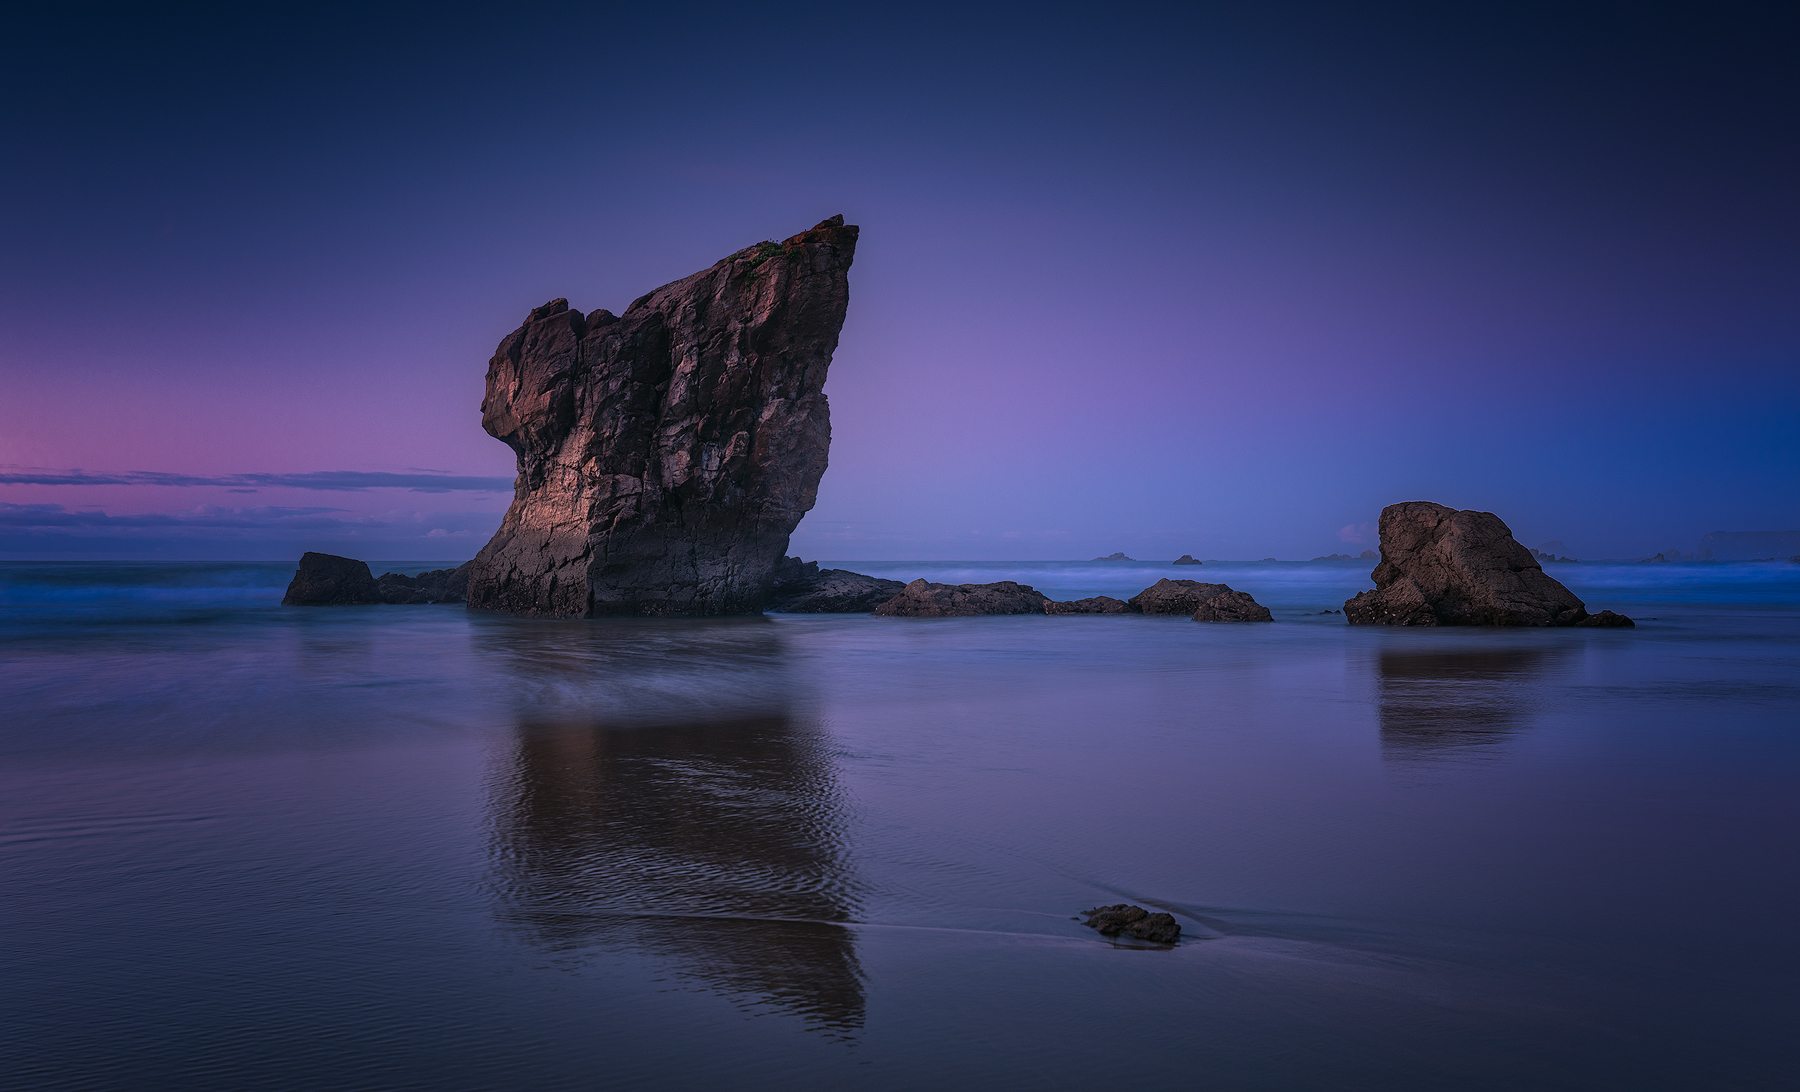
[
  {"x1": 1377, "y1": 644, "x2": 1568, "y2": 760},
  {"x1": 490, "y1": 707, "x2": 864, "y2": 1034}
]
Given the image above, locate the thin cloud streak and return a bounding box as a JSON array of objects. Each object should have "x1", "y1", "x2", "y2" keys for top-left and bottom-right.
[{"x1": 0, "y1": 467, "x2": 513, "y2": 493}]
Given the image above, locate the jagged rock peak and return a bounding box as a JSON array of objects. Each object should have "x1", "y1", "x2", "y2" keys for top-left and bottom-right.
[{"x1": 466, "y1": 217, "x2": 859, "y2": 617}]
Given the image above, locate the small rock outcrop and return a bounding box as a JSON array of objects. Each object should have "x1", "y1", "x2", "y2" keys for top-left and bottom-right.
[
  {"x1": 374, "y1": 564, "x2": 470, "y2": 604},
  {"x1": 1173, "y1": 554, "x2": 1202, "y2": 565},
  {"x1": 1128, "y1": 578, "x2": 1273, "y2": 622},
  {"x1": 1081, "y1": 904, "x2": 1181, "y2": 945},
  {"x1": 872, "y1": 579, "x2": 1050, "y2": 617},
  {"x1": 1092, "y1": 552, "x2": 1134, "y2": 562},
  {"x1": 1045, "y1": 595, "x2": 1132, "y2": 614},
  {"x1": 1311, "y1": 553, "x2": 1357, "y2": 562},
  {"x1": 284, "y1": 553, "x2": 471, "y2": 605},
  {"x1": 1344, "y1": 501, "x2": 1631, "y2": 627},
  {"x1": 764, "y1": 556, "x2": 904, "y2": 613},
  {"x1": 283, "y1": 552, "x2": 379, "y2": 604},
  {"x1": 1577, "y1": 610, "x2": 1636, "y2": 628},
  {"x1": 466, "y1": 216, "x2": 859, "y2": 617}
]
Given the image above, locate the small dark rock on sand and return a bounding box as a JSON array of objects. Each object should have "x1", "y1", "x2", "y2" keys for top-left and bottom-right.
[{"x1": 1081, "y1": 904, "x2": 1181, "y2": 944}]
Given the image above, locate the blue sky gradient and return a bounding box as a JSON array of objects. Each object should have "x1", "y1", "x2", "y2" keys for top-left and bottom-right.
[{"x1": 3, "y1": 2, "x2": 1795, "y2": 560}]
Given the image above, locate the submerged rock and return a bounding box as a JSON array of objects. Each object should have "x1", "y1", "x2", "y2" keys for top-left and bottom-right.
[
  {"x1": 466, "y1": 216, "x2": 859, "y2": 617},
  {"x1": 764, "y1": 556, "x2": 904, "y2": 613},
  {"x1": 1080, "y1": 904, "x2": 1181, "y2": 945},
  {"x1": 1173, "y1": 554, "x2": 1203, "y2": 565},
  {"x1": 1344, "y1": 501, "x2": 1631, "y2": 627},
  {"x1": 283, "y1": 552, "x2": 379, "y2": 605},
  {"x1": 872, "y1": 578, "x2": 1049, "y2": 617},
  {"x1": 1045, "y1": 595, "x2": 1132, "y2": 615},
  {"x1": 1128, "y1": 578, "x2": 1272, "y2": 622}
]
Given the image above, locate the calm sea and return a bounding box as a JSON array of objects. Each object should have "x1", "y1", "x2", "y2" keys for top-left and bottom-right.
[{"x1": 3, "y1": 559, "x2": 1798, "y2": 1088}]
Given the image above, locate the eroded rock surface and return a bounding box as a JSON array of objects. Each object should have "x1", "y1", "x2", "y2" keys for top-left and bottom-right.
[
  {"x1": 764, "y1": 556, "x2": 904, "y2": 613},
  {"x1": 1128, "y1": 578, "x2": 1272, "y2": 621},
  {"x1": 466, "y1": 216, "x2": 859, "y2": 617},
  {"x1": 1081, "y1": 904, "x2": 1181, "y2": 945},
  {"x1": 872, "y1": 578, "x2": 1050, "y2": 617},
  {"x1": 1344, "y1": 501, "x2": 1630, "y2": 626}
]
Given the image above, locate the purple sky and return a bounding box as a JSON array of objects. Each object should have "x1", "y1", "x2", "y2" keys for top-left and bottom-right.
[{"x1": 3, "y1": 3, "x2": 1796, "y2": 561}]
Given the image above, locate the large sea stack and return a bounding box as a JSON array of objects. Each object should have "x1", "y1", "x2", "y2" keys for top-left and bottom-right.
[
  {"x1": 466, "y1": 217, "x2": 858, "y2": 616},
  {"x1": 1344, "y1": 501, "x2": 1632, "y2": 627}
]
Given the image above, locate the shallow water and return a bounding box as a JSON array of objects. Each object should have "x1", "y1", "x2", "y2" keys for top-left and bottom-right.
[{"x1": 3, "y1": 560, "x2": 1798, "y2": 1088}]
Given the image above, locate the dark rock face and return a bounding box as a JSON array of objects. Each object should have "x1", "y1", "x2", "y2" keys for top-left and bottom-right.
[
  {"x1": 1045, "y1": 595, "x2": 1132, "y2": 615},
  {"x1": 1093, "y1": 551, "x2": 1134, "y2": 561},
  {"x1": 283, "y1": 552, "x2": 379, "y2": 604},
  {"x1": 872, "y1": 578, "x2": 1049, "y2": 617},
  {"x1": 375, "y1": 564, "x2": 471, "y2": 604},
  {"x1": 764, "y1": 556, "x2": 904, "y2": 613},
  {"x1": 1344, "y1": 501, "x2": 1630, "y2": 627},
  {"x1": 1128, "y1": 578, "x2": 1272, "y2": 621},
  {"x1": 1173, "y1": 554, "x2": 1202, "y2": 565},
  {"x1": 466, "y1": 216, "x2": 859, "y2": 617},
  {"x1": 1081, "y1": 904, "x2": 1180, "y2": 945}
]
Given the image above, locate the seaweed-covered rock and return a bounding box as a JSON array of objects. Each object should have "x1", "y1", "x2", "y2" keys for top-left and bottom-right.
[{"x1": 1080, "y1": 904, "x2": 1181, "y2": 944}]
